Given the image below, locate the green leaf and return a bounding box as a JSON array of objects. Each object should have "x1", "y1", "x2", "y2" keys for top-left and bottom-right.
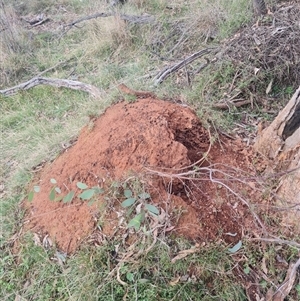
[
  {"x1": 121, "y1": 197, "x2": 136, "y2": 208},
  {"x1": 55, "y1": 187, "x2": 61, "y2": 194},
  {"x1": 77, "y1": 182, "x2": 88, "y2": 190},
  {"x1": 124, "y1": 189, "x2": 132, "y2": 198},
  {"x1": 56, "y1": 251, "x2": 67, "y2": 264},
  {"x1": 92, "y1": 186, "x2": 104, "y2": 194},
  {"x1": 126, "y1": 272, "x2": 134, "y2": 282},
  {"x1": 63, "y1": 191, "x2": 75, "y2": 203},
  {"x1": 138, "y1": 192, "x2": 150, "y2": 200},
  {"x1": 79, "y1": 189, "x2": 95, "y2": 200},
  {"x1": 55, "y1": 195, "x2": 64, "y2": 202},
  {"x1": 50, "y1": 178, "x2": 57, "y2": 184},
  {"x1": 128, "y1": 213, "x2": 144, "y2": 231},
  {"x1": 49, "y1": 188, "x2": 56, "y2": 201},
  {"x1": 138, "y1": 279, "x2": 149, "y2": 284},
  {"x1": 228, "y1": 240, "x2": 242, "y2": 253},
  {"x1": 28, "y1": 191, "x2": 34, "y2": 202},
  {"x1": 243, "y1": 266, "x2": 250, "y2": 275},
  {"x1": 145, "y1": 204, "x2": 159, "y2": 215},
  {"x1": 33, "y1": 186, "x2": 40, "y2": 193},
  {"x1": 76, "y1": 182, "x2": 89, "y2": 190},
  {"x1": 87, "y1": 199, "x2": 96, "y2": 206}
]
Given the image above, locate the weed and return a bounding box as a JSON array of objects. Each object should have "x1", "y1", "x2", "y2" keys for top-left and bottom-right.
[{"x1": 121, "y1": 188, "x2": 159, "y2": 230}]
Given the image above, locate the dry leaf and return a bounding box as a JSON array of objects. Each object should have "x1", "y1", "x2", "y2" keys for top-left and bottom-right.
[
  {"x1": 42, "y1": 235, "x2": 53, "y2": 248},
  {"x1": 262, "y1": 256, "x2": 268, "y2": 275},
  {"x1": 171, "y1": 243, "x2": 200, "y2": 263},
  {"x1": 33, "y1": 233, "x2": 41, "y2": 246},
  {"x1": 266, "y1": 79, "x2": 273, "y2": 95},
  {"x1": 169, "y1": 276, "x2": 180, "y2": 286}
]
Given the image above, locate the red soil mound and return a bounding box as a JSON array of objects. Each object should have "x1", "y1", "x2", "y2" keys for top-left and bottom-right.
[{"x1": 25, "y1": 97, "x2": 256, "y2": 253}]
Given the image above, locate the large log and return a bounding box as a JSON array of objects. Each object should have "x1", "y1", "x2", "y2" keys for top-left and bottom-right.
[{"x1": 254, "y1": 86, "x2": 300, "y2": 232}]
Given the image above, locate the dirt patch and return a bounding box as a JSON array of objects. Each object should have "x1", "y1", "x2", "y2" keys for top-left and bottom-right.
[{"x1": 25, "y1": 97, "x2": 259, "y2": 253}]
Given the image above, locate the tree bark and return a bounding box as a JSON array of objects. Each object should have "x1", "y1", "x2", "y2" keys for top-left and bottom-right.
[{"x1": 254, "y1": 86, "x2": 300, "y2": 232}]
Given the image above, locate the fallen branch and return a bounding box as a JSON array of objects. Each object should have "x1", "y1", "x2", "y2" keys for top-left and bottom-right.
[
  {"x1": 146, "y1": 164, "x2": 267, "y2": 233},
  {"x1": 65, "y1": 11, "x2": 155, "y2": 29},
  {"x1": 249, "y1": 237, "x2": 300, "y2": 248},
  {"x1": 21, "y1": 14, "x2": 50, "y2": 27},
  {"x1": 213, "y1": 99, "x2": 251, "y2": 109},
  {"x1": 268, "y1": 257, "x2": 300, "y2": 301},
  {"x1": 118, "y1": 83, "x2": 155, "y2": 99},
  {"x1": 0, "y1": 77, "x2": 102, "y2": 98},
  {"x1": 65, "y1": 12, "x2": 112, "y2": 27},
  {"x1": 120, "y1": 13, "x2": 155, "y2": 24},
  {"x1": 153, "y1": 48, "x2": 217, "y2": 85},
  {"x1": 31, "y1": 18, "x2": 50, "y2": 27}
]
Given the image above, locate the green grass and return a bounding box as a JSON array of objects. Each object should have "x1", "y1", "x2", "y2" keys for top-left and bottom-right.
[
  {"x1": 1, "y1": 0, "x2": 300, "y2": 300},
  {"x1": 1, "y1": 234, "x2": 247, "y2": 301}
]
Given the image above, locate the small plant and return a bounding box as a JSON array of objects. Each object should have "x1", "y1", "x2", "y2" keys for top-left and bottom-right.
[
  {"x1": 121, "y1": 189, "x2": 159, "y2": 231},
  {"x1": 76, "y1": 181, "x2": 104, "y2": 205},
  {"x1": 27, "y1": 179, "x2": 104, "y2": 205}
]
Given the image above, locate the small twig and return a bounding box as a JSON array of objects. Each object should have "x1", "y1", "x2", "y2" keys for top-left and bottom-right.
[
  {"x1": 35, "y1": 59, "x2": 72, "y2": 77},
  {"x1": 31, "y1": 18, "x2": 50, "y2": 27},
  {"x1": 146, "y1": 160, "x2": 268, "y2": 232},
  {"x1": 193, "y1": 58, "x2": 210, "y2": 74},
  {"x1": 166, "y1": 24, "x2": 191, "y2": 55},
  {"x1": 228, "y1": 70, "x2": 242, "y2": 94},
  {"x1": 206, "y1": 169, "x2": 267, "y2": 232},
  {"x1": 117, "y1": 265, "x2": 127, "y2": 286}
]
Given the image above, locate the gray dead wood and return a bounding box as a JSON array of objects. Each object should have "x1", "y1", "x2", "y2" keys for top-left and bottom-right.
[
  {"x1": 153, "y1": 48, "x2": 217, "y2": 85},
  {"x1": 65, "y1": 12, "x2": 155, "y2": 29},
  {"x1": 0, "y1": 77, "x2": 102, "y2": 98},
  {"x1": 254, "y1": 86, "x2": 300, "y2": 242},
  {"x1": 213, "y1": 99, "x2": 251, "y2": 109},
  {"x1": 254, "y1": 86, "x2": 300, "y2": 159}
]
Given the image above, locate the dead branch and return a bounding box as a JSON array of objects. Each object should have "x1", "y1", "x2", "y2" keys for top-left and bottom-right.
[
  {"x1": 121, "y1": 14, "x2": 155, "y2": 24},
  {"x1": 0, "y1": 77, "x2": 102, "y2": 98},
  {"x1": 65, "y1": 12, "x2": 112, "y2": 27},
  {"x1": 21, "y1": 14, "x2": 50, "y2": 27},
  {"x1": 213, "y1": 99, "x2": 251, "y2": 109},
  {"x1": 31, "y1": 18, "x2": 50, "y2": 27},
  {"x1": 153, "y1": 48, "x2": 217, "y2": 85},
  {"x1": 249, "y1": 237, "x2": 300, "y2": 248},
  {"x1": 271, "y1": 257, "x2": 300, "y2": 301},
  {"x1": 65, "y1": 11, "x2": 155, "y2": 29},
  {"x1": 146, "y1": 164, "x2": 267, "y2": 233},
  {"x1": 35, "y1": 60, "x2": 72, "y2": 78},
  {"x1": 118, "y1": 83, "x2": 155, "y2": 99}
]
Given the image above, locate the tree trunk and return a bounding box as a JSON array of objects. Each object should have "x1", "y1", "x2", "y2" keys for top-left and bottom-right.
[{"x1": 254, "y1": 86, "x2": 300, "y2": 232}]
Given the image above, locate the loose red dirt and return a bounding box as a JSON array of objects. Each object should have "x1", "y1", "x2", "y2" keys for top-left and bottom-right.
[{"x1": 25, "y1": 97, "x2": 259, "y2": 253}]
